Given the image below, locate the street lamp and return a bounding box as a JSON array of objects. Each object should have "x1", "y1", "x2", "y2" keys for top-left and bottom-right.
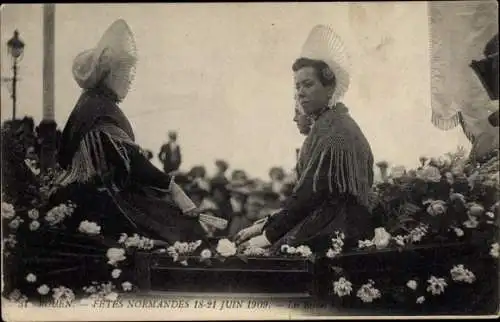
[{"x1": 6, "y1": 30, "x2": 25, "y2": 120}]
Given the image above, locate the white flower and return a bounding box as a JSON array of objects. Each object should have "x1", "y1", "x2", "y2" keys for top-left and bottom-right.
[
  {"x1": 406, "y1": 280, "x2": 418, "y2": 290},
  {"x1": 180, "y1": 260, "x2": 188, "y2": 266},
  {"x1": 4, "y1": 234, "x2": 17, "y2": 248},
  {"x1": 1, "y1": 202, "x2": 15, "y2": 219},
  {"x1": 78, "y1": 220, "x2": 101, "y2": 235},
  {"x1": 45, "y1": 204, "x2": 74, "y2": 226},
  {"x1": 418, "y1": 166, "x2": 442, "y2": 182},
  {"x1": 295, "y1": 245, "x2": 313, "y2": 257},
  {"x1": 281, "y1": 244, "x2": 290, "y2": 253},
  {"x1": 104, "y1": 292, "x2": 118, "y2": 301},
  {"x1": 26, "y1": 273, "x2": 37, "y2": 283},
  {"x1": 450, "y1": 193, "x2": 466, "y2": 204},
  {"x1": 334, "y1": 231, "x2": 346, "y2": 240},
  {"x1": 373, "y1": 227, "x2": 391, "y2": 249},
  {"x1": 356, "y1": 281, "x2": 382, "y2": 303},
  {"x1": 8, "y1": 289, "x2": 22, "y2": 301},
  {"x1": 25, "y1": 159, "x2": 40, "y2": 176},
  {"x1": 393, "y1": 235, "x2": 406, "y2": 247},
  {"x1": 106, "y1": 248, "x2": 126, "y2": 266},
  {"x1": 467, "y1": 203, "x2": 485, "y2": 217},
  {"x1": 9, "y1": 216, "x2": 23, "y2": 229},
  {"x1": 200, "y1": 249, "x2": 212, "y2": 259},
  {"x1": 408, "y1": 225, "x2": 428, "y2": 243},
  {"x1": 490, "y1": 243, "x2": 499, "y2": 258},
  {"x1": 326, "y1": 248, "x2": 340, "y2": 258},
  {"x1": 216, "y1": 238, "x2": 237, "y2": 257},
  {"x1": 445, "y1": 172, "x2": 454, "y2": 185},
  {"x1": 333, "y1": 277, "x2": 353, "y2": 297},
  {"x1": 28, "y1": 209, "x2": 39, "y2": 220},
  {"x1": 37, "y1": 284, "x2": 50, "y2": 295},
  {"x1": 453, "y1": 227, "x2": 464, "y2": 237},
  {"x1": 83, "y1": 286, "x2": 97, "y2": 294},
  {"x1": 119, "y1": 233, "x2": 155, "y2": 250},
  {"x1": 463, "y1": 216, "x2": 479, "y2": 228},
  {"x1": 486, "y1": 211, "x2": 495, "y2": 219},
  {"x1": 358, "y1": 239, "x2": 375, "y2": 249},
  {"x1": 122, "y1": 282, "x2": 133, "y2": 292},
  {"x1": 426, "y1": 200, "x2": 447, "y2": 216},
  {"x1": 118, "y1": 233, "x2": 128, "y2": 244},
  {"x1": 29, "y1": 220, "x2": 40, "y2": 231},
  {"x1": 52, "y1": 286, "x2": 75, "y2": 302},
  {"x1": 167, "y1": 246, "x2": 179, "y2": 262},
  {"x1": 286, "y1": 246, "x2": 298, "y2": 254},
  {"x1": 450, "y1": 265, "x2": 476, "y2": 284},
  {"x1": 111, "y1": 269, "x2": 122, "y2": 279},
  {"x1": 416, "y1": 296, "x2": 425, "y2": 304},
  {"x1": 426, "y1": 276, "x2": 447, "y2": 295}
]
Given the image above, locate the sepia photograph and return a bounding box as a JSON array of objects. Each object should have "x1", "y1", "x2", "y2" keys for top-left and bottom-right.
[{"x1": 1, "y1": 2, "x2": 499, "y2": 320}]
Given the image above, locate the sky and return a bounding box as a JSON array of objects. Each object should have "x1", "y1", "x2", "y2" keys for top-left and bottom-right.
[{"x1": 1, "y1": 3, "x2": 472, "y2": 180}]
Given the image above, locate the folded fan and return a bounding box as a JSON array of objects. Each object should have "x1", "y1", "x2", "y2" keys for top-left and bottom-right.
[{"x1": 199, "y1": 213, "x2": 228, "y2": 230}]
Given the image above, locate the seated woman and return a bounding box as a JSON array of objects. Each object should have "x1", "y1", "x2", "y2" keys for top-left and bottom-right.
[
  {"x1": 52, "y1": 19, "x2": 222, "y2": 244},
  {"x1": 235, "y1": 25, "x2": 375, "y2": 253}
]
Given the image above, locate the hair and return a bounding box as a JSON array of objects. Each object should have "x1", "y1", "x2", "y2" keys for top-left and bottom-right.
[
  {"x1": 231, "y1": 169, "x2": 247, "y2": 181},
  {"x1": 269, "y1": 167, "x2": 285, "y2": 181},
  {"x1": 292, "y1": 58, "x2": 336, "y2": 87},
  {"x1": 215, "y1": 159, "x2": 229, "y2": 172},
  {"x1": 90, "y1": 79, "x2": 121, "y2": 103}
]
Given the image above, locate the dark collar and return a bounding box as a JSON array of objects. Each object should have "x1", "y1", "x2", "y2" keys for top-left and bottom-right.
[{"x1": 311, "y1": 106, "x2": 330, "y2": 121}]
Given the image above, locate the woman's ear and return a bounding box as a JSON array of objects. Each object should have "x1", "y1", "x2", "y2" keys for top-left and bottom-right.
[{"x1": 326, "y1": 84, "x2": 336, "y2": 103}]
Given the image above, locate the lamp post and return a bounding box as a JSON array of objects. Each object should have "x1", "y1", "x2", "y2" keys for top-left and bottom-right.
[
  {"x1": 38, "y1": 3, "x2": 57, "y2": 173},
  {"x1": 6, "y1": 30, "x2": 25, "y2": 120}
]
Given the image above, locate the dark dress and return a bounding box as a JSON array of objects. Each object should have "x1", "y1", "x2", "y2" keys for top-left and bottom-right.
[
  {"x1": 159, "y1": 142, "x2": 182, "y2": 174},
  {"x1": 264, "y1": 104, "x2": 375, "y2": 253},
  {"x1": 54, "y1": 86, "x2": 206, "y2": 244}
]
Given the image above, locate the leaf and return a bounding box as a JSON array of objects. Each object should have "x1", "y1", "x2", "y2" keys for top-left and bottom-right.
[
  {"x1": 331, "y1": 266, "x2": 344, "y2": 275},
  {"x1": 236, "y1": 254, "x2": 248, "y2": 264}
]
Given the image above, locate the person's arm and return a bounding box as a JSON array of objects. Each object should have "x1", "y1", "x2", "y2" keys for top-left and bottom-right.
[
  {"x1": 177, "y1": 146, "x2": 182, "y2": 168},
  {"x1": 158, "y1": 144, "x2": 167, "y2": 163},
  {"x1": 263, "y1": 152, "x2": 334, "y2": 243},
  {"x1": 126, "y1": 144, "x2": 197, "y2": 213}
]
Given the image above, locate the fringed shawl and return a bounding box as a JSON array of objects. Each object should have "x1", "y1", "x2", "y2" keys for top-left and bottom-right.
[
  {"x1": 57, "y1": 86, "x2": 137, "y2": 187},
  {"x1": 295, "y1": 103, "x2": 374, "y2": 207}
]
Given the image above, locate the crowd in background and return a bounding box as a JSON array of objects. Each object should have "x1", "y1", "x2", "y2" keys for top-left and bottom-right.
[{"x1": 7, "y1": 118, "x2": 493, "y2": 242}]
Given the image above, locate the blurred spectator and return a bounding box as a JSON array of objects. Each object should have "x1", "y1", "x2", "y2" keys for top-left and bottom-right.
[
  {"x1": 227, "y1": 176, "x2": 249, "y2": 215},
  {"x1": 268, "y1": 166, "x2": 286, "y2": 196},
  {"x1": 158, "y1": 131, "x2": 182, "y2": 174},
  {"x1": 214, "y1": 159, "x2": 229, "y2": 182},
  {"x1": 188, "y1": 165, "x2": 207, "y2": 180},
  {"x1": 227, "y1": 179, "x2": 280, "y2": 238},
  {"x1": 210, "y1": 176, "x2": 233, "y2": 221},
  {"x1": 231, "y1": 169, "x2": 248, "y2": 182},
  {"x1": 184, "y1": 177, "x2": 210, "y2": 205}
]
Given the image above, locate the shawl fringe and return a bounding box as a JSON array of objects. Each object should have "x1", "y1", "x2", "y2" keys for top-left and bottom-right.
[
  {"x1": 57, "y1": 124, "x2": 135, "y2": 187},
  {"x1": 295, "y1": 104, "x2": 374, "y2": 208},
  {"x1": 431, "y1": 111, "x2": 460, "y2": 131}
]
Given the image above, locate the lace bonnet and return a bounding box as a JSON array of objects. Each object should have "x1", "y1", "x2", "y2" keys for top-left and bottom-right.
[
  {"x1": 298, "y1": 24, "x2": 351, "y2": 107},
  {"x1": 72, "y1": 19, "x2": 137, "y2": 101}
]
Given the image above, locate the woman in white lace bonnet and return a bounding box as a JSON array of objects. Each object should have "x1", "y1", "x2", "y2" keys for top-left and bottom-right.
[
  {"x1": 236, "y1": 25, "x2": 375, "y2": 252},
  {"x1": 55, "y1": 19, "x2": 225, "y2": 243}
]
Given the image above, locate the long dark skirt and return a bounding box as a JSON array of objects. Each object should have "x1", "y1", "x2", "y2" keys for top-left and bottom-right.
[
  {"x1": 268, "y1": 197, "x2": 374, "y2": 254},
  {"x1": 50, "y1": 182, "x2": 206, "y2": 244}
]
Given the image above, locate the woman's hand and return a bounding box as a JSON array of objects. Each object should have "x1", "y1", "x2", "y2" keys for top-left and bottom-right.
[
  {"x1": 238, "y1": 233, "x2": 271, "y2": 251},
  {"x1": 234, "y1": 222, "x2": 265, "y2": 245},
  {"x1": 184, "y1": 207, "x2": 203, "y2": 218}
]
